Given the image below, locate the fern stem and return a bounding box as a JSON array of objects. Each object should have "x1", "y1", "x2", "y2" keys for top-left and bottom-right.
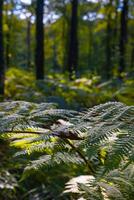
[
  {"x1": 2, "y1": 130, "x2": 84, "y2": 140},
  {"x1": 2, "y1": 130, "x2": 45, "y2": 135},
  {"x1": 64, "y1": 139, "x2": 95, "y2": 175}
]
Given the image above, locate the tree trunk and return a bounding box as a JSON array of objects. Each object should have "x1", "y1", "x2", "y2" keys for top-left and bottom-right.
[
  {"x1": 5, "y1": 0, "x2": 14, "y2": 69},
  {"x1": 27, "y1": 17, "x2": 32, "y2": 68},
  {"x1": 119, "y1": 0, "x2": 128, "y2": 75},
  {"x1": 62, "y1": 0, "x2": 68, "y2": 72},
  {"x1": 67, "y1": 0, "x2": 78, "y2": 80},
  {"x1": 35, "y1": 0, "x2": 44, "y2": 80},
  {"x1": 88, "y1": 21, "x2": 93, "y2": 71},
  {"x1": 112, "y1": 0, "x2": 119, "y2": 66},
  {"x1": 130, "y1": 44, "x2": 134, "y2": 71},
  {"x1": 105, "y1": 0, "x2": 113, "y2": 79},
  {"x1": 0, "y1": 0, "x2": 5, "y2": 96},
  {"x1": 5, "y1": 0, "x2": 9, "y2": 69}
]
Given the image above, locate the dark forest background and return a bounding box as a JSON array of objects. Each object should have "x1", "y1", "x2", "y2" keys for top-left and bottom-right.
[{"x1": 0, "y1": 0, "x2": 134, "y2": 106}]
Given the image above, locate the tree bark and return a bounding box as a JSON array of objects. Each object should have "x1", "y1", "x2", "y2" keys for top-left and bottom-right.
[
  {"x1": 130, "y1": 44, "x2": 134, "y2": 71},
  {"x1": 88, "y1": 21, "x2": 93, "y2": 70},
  {"x1": 0, "y1": 0, "x2": 5, "y2": 96},
  {"x1": 105, "y1": 0, "x2": 113, "y2": 79},
  {"x1": 5, "y1": 0, "x2": 14, "y2": 69},
  {"x1": 67, "y1": 0, "x2": 78, "y2": 80},
  {"x1": 62, "y1": 0, "x2": 68, "y2": 72},
  {"x1": 35, "y1": 0, "x2": 44, "y2": 80},
  {"x1": 5, "y1": 0, "x2": 10, "y2": 69},
  {"x1": 112, "y1": 0, "x2": 119, "y2": 66},
  {"x1": 119, "y1": 0, "x2": 128, "y2": 75},
  {"x1": 27, "y1": 17, "x2": 32, "y2": 69}
]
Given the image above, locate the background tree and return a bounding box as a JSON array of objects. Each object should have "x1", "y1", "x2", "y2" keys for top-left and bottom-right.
[
  {"x1": 35, "y1": 0, "x2": 44, "y2": 80},
  {"x1": 26, "y1": 14, "x2": 32, "y2": 68},
  {"x1": 67, "y1": 0, "x2": 78, "y2": 80},
  {"x1": 21, "y1": 1, "x2": 35, "y2": 69},
  {"x1": 0, "y1": 0, "x2": 133, "y2": 81},
  {"x1": 4, "y1": 0, "x2": 14, "y2": 69},
  {"x1": 0, "y1": 0, "x2": 5, "y2": 96},
  {"x1": 119, "y1": 0, "x2": 129, "y2": 76},
  {"x1": 105, "y1": 0, "x2": 113, "y2": 79}
]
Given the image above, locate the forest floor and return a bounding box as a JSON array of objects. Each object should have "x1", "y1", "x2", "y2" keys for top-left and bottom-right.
[{"x1": 5, "y1": 67, "x2": 134, "y2": 109}]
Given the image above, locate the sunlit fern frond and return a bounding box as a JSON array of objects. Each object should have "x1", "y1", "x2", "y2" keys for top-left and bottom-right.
[
  {"x1": 72, "y1": 102, "x2": 134, "y2": 171},
  {"x1": 63, "y1": 164, "x2": 134, "y2": 200},
  {"x1": 0, "y1": 101, "x2": 133, "y2": 176}
]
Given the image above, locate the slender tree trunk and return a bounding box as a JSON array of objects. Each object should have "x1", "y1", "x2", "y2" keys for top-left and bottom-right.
[
  {"x1": 130, "y1": 44, "x2": 134, "y2": 71},
  {"x1": 5, "y1": 31, "x2": 10, "y2": 69},
  {"x1": 88, "y1": 21, "x2": 93, "y2": 70},
  {"x1": 112, "y1": 0, "x2": 119, "y2": 66},
  {"x1": 62, "y1": 0, "x2": 67, "y2": 72},
  {"x1": 119, "y1": 0, "x2": 128, "y2": 75},
  {"x1": 5, "y1": 0, "x2": 9, "y2": 69},
  {"x1": 62, "y1": 16, "x2": 66, "y2": 71},
  {"x1": 67, "y1": 0, "x2": 78, "y2": 80},
  {"x1": 0, "y1": 0, "x2": 5, "y2": 96},
  {"x1": 35, "y1": 0, "x2": 44, "y2": 80},
  {"x1": 105, "y1": 14, "x2": 112, "y2": 78},
  {"x1": 5, "y1": 0, "x2": 14, "y2": 69},
  {"x1": 105, "y1": 0, "x2": 113, "y2": 79},
  {"x1": 27, "y1": 17, "x2": 32, "y2": 68}
]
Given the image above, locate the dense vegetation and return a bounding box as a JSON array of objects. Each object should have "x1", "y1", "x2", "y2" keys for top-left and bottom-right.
[{"x1": 0, "y1": 0, "x2": 134, "y2": 199}]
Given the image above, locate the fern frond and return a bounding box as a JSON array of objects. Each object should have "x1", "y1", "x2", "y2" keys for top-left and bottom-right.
[
  {"x1": 24, "y1": 152, "x2": 84, "y2": 172},
  {"x1": 63, "y1": 164, "x2": 134, "y2": 200},
  {"x1": 105, "y1": 130, "x2": 134, "y2": 169},
  {"x1": 0, "y1": 101, "x2": 133, "y2": 174}
]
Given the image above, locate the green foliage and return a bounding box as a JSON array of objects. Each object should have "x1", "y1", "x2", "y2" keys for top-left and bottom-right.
[
  {"x1": 0, "y1": 100, "x2": 133, "y2": 199},
  {"x1": 3, "y1": 0, "x2": 134, "y2": 75},
  {"x1": 1, "y1": 0, "x2": 134, "y2": 198},
  {"x1": 0, "y1": 102, "x2": 133, "y2": 172},
  {"x1": 5, "y1": 67, "x2": 134, "y2": 109},
  {"x1": 5, "y1": 68, "x2": 39, "y2": 101},
  {"x1": 114, "y1": 77, "x2": 134, "y2": 105},
  {"x1": 23, "y1": 184, "x2": 54, "y2": 200},
  {"x1": 0, "y1": 170, "x2": 18, "y2": 200},
  {"x1": 64, "y1": 164, "x2": 134, "y2": 200}
]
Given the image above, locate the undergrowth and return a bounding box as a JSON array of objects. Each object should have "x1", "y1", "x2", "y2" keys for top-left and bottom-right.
[{"x1": 5, "y1": 67, "x2": 134, "y2": 108}]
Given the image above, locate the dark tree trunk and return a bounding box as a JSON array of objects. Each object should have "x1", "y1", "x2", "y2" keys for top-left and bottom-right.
[
  {"x1": 119, "y1": 0, "x2": 128, "y2": 75},
  {"x1": 88, "y1": 21, "x2": 93, "y2": 70},
  {"x1": 5, "y1": 0, "x2": 9, "y2": 69},
  {"x1": 5, "y1": 31, "x2": 10, "y2": 69},
  {"x1": 112, "y1": 0, "x2": 119, "y2": 65},
  {"x1": 0, "y1": 0, "x2": 5, "y2": 96},
  {"x1": 67, "y1": 0, "x2": 78, "y2": 80},
  {"x1": 5, "y1": 0, "x2": 14, "y2": 69},
  {"x1": 62, "y1": 0, "x2": 68, "y2": 72},
  {"x1": 130, "y1": 45, "x2": 134, "y2": 71},
  {"x1": 35, "y1": 0, "x2": 44, "y2": 80},
  {"x1": 27, "y1": 17, "x2": 32, "y2": 68},
  {"x1": 105, "y1": 0, "x2": 113, "y2": 79}
]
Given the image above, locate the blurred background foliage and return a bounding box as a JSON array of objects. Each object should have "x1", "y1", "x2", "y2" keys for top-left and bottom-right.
[{"x1": 5, "y1": 67, "x2": 134, "y2": 109}]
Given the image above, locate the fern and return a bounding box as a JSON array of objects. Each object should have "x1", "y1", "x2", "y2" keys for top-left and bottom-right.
[
  {"x1": 63, "y1": 164, "x2": 134, "y2": 200},
  {"x1": 0, "y1": 101, "x2": 133, "y2": 176},
  {"x1": 25, "y1": 152, "x2": 84, "y2": 172}
]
